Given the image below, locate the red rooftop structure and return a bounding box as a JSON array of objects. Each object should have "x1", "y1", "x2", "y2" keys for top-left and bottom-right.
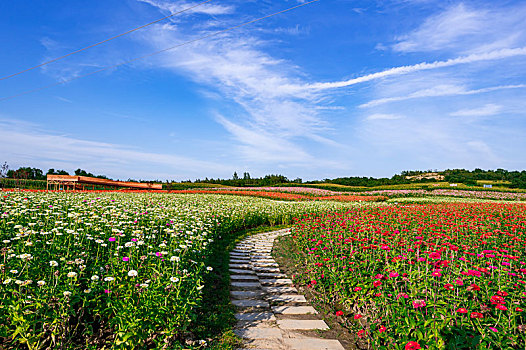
[{"x1": 46, "y1": 175, "x2": 162, "y2": 191}]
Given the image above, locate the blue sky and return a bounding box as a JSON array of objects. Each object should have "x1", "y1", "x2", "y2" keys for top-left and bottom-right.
[{"x1": 1, "y1": 0, "x2": 525, "y2": 181}]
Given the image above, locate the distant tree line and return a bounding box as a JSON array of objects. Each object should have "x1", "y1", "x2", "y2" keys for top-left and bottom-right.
[
  {"x1": 443, "y1": 168, "x2": 526, "y2": 188},
  {"x1": 188, "y1": 172, "x2": 303, "y2": 187}
]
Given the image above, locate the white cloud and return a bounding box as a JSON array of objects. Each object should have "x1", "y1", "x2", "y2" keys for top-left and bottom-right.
[
  {"x1": 360, "y1": 84, "x2": 526, "y2": 108},
  {"x1": 133, "y1": 2, "x2": 331, "y2": 164},
  {"x1": 366, "y1": 113, "x2": 403, "y2": 120},
  {"x1": 450, "y1": 104, "x2": 502, "y2": 117},
  {"x1": 0, "y1": 118, "x2": 229, "y2": 180},
  {"x1": 392, "y1": 3, "x2": 526, "y2": 54},
  {"x1": 138, "y1": 0, "x2": 234, "y2": 16},
  {"x1": 306, "y1": 47, "x2": 526, "y2": 90}
]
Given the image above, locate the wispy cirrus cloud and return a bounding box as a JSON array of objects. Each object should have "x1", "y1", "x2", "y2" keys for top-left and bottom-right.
[
  {"x1": 392, "y1": 3, "x2": 526, "y2": 54},
  {"x1": 0, "y1": 118, "x2": 229, "y2": 180},
  {"x1": 305, "y1": 47, "x2": 526, "y2": 91},
  {"x1": 450, "y1": 103, "x2": 502, "y2": 117},
  {"x1": 360, "y1": 84, "x2": 526, "y2": 108},
  {"x1": 135, "y1": 1, "x2": 331, "y2": 164},
  {"x1": 366, "y1": 113, "x2": 404, "y2": 120}
]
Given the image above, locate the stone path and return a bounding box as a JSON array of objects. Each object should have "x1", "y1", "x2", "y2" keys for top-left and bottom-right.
[{"x1": 230, "y1": 229, "x2": 345, "y2": 350}]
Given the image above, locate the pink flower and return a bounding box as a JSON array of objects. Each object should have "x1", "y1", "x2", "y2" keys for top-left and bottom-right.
[
  {"x1": 489, "y1": 327, "x2": 498, "y2": 332},
  {"x1": 373, "y1": 280, "x2": 382, "y2": 287},
  {"x1": 122, "y1": 257, "x2": 129, "y2": 262},
  {"x1": 432, "y1": 270, "x2": 442, "y2": 277},
  {"x1": 104, "y1": 289, "x2": 111, "y2": 294},
  {"x1": 379, "y1": 325, "x2": 387, "y2": 332},
  {"x1": 389, "y1": 272, "x2": 399, "y2": 278},
  {"x1": 412, "y1": 299, "x2": 426, "y2": 309},
  {"x1": 354, "y1": 287, "x2": 362, "y2": 291},
  {"x1": 108, "y1": 237, "x2": 116, "y2": 242},
  {"x1": 456, "y1": 308, "x2": 468, "y2": 313}
]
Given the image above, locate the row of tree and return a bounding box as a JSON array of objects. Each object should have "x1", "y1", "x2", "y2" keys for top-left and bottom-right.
[{"x1": 191, "y1": 173, "x2": 303, "y2": 187}]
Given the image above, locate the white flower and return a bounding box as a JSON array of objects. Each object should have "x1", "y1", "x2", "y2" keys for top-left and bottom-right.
[
  {"x1": 15, "y1": 280, "x2": 23, "y2": 285},
  {"x1": 10, "y1": 270, "x2": 18, "y2": 274},
  {"x1": 63, "y1": 291, "x2": 72, "y2": 297},
  {"x1": 67, "y1": 272, "x2": 77, "y2": 278},
  {"x1": 104, "y1": 277, "x2": 114, "y2": 282},
  {"x1": 206, "y1": 266, "x2": 213, "y2": 271},
  {"x1": 49, "y1": 260, "x2": 59, "y2": 267},
  {"x1": 19, "y1": 253, "x2": 32, "y2": 260},
  {"x1": 139, "y1": 283, "x2": 149, "y2": 288},
  {"x1": 170, "y1": 277, "x2": 179, "y2": 283},
  {"x1": 170, "y1": 256, "x2": 180, "y2": 262},
  {"x1": 84, "y1": 289, "x2": 91, "y2": 293},
  {"x1": 2, "y1": 240, "x2": 10, "y2": 244},
  {"x1": 128, "y1": 270, "x2": 138, "y2": 277},
  {"x1": 91, "y1": 275, "x2": 100, "y2": 281},
  {"x1": 196, "y1": 285, "x2": 204, "y2": 290},
  {"x1": 3, "y1": 278, "x2": 12, "y2": 284},
  {"x1": 95, "y1": 239, "x2": 103, "y2": 244},
  {"x1": 37, "y1": 280, "x2": 46, "y2": 286}
]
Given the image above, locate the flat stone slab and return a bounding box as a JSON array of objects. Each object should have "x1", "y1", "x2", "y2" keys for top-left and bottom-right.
[
  {"x1": 263, "y1": 286, "x2": 298, "y2": 294},
  {"x1": 235, "y1": 312, "x2": 276, "y2": 322},
  {"x1": 257, "y1": 272, "x2": 287, "y2": 278},
  {"x1": 229, "y1": 264, "x2": 252, "y2": 269},
  {"x1": 231, "y1": 282, "x2": 261, "y2": 289},
  {"x1": 234, "y1": 326, "x2": 283, "y2": 339},
  {"x1": 231, "y1": 274, "x2": 259, "y2": 281},
  {"x1": 272, "y1": 305, "x2": 317, "y2": 314},
  {"x1": 277, "y1": 320, "x2": 329, "y2": 330},
  {"x1": 230, "y1": 269, "x2": 256, "y2": 275},
  {"x1": 252, "y1": 262, "x2": 279, "y2": 267},
  {"x1": 232, "y1": 249, "x2": 250, "y2": 253},
  {"x1": 251, "y1": 259, "x2": 276, "y2": 263},
  {"x1": 231, "y1": 259, "x2": 251, "y2": 264},
  {"x1": 232, "y1": 299, "x2": 270, "y2": 308},
  {"x1": 267, "y1": 294, "x2": 307, "y2": 303},
  {"x1": 231, "y1": 290, "x2": 265, "y2": 298},
  {"x1": 260, "y1": 278, "x2": 292, "y2": 285},
  {"x1": 253, "y1": 267, "x2": 280, "y2": 272},
  {"x1": 283, "y1": 338, "x2": 345, "y2": 350}
]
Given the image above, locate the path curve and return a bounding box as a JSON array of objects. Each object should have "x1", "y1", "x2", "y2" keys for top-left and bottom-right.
[{"x1": 229, "y1": 229, "x2": 345, "y2": 350}]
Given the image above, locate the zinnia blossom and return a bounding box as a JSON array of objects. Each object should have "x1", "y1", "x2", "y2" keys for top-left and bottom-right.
[{"x1": 405, "y1": 341, "x2": 421, "y2": 350}]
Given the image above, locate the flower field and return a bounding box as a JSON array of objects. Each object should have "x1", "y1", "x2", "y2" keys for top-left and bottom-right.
[
  {"x1": 0, "y1": 191, "x2": 355, "y2": 349},
  {"x1": 289, "y1": 203, "x2": 526, "y2": 349}
]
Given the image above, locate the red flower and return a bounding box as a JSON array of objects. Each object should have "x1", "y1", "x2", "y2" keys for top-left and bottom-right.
[
  {"x1": 516, "y1": 307, "x2": 524, "y2": 312},
  {"x1": 496, "y1": 304, "x2": 508, "y2": 311},
  {"x1": 373, "y1": 280, "x2": 382, "y2": 287},
  {"x1": 429, "y1": 252, "x2": 441, "y2": 259},
  {"x1": 335, "y1": 310, "x2": 344, "y2": 316},
  {"x1": 444, "y1": 283, "x2": 454, "y2": 290},
  {"x1": 354, "y1": 287, "x2": 362, "y2": 291},
  {"x1": 470, "y1": 312, "x2": 483, "y2": 319},
  {"x1": 490, "y1": 295, "x2": 505, "y2": 305},
  {"x1": 456, "y1": 308, "x2": 468, "y2": 313},
  {"x1": 497, "y1": 290, "x2": 508, "y2": 297},
  {"x1": 405, "y1": 341, "x2": 421, "y2": 350},
  {"x1": 468, "y1": 283, "x2": 481, "y2": 291},
  {"x1": 378, "y1": 325, "x2": 387, "y2": 332},
  {"x1": 357, "y1": 330, "x2": 367, "y2": 338},
  {"x1": 354, "y1": 314, "x2": 363, "y2": 320}
]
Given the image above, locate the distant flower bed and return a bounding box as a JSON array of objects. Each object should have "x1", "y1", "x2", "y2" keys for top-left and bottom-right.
[{"x1": 171, "y1": 189, "x2": 387, "y2": 202}]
